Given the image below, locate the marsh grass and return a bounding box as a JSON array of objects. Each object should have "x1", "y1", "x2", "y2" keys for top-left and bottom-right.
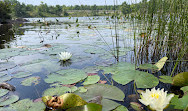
[{"x1": 131, "y1": 0, "x2": 188, "y2": 75}]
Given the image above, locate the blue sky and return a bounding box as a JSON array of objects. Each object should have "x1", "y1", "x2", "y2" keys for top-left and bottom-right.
[{"x1": 17, "y1": 0, "x2": 142, "y2": 6}]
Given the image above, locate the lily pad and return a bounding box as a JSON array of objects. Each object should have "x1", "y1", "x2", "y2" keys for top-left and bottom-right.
[
  {"x1": 82, "y1": 75, "x2": 100, "y2": 85},
  {"x1": 84, "y1": 48, "x2": 106, "y2": 54},
  {"x1": 101, "y1": 99, "x2": 121, "y2": 111},
  {"x1": 171, "y1": 95, "x2": 188, "y2": 110},
  {"x1": 43, "y1": 87, "x2": 71, "y2": 96},
  {"x1": 102, "y1": 62, "x2": 159, "y2": 88},
  {"x1": 0, "y1": 107, "x2": 15, "y2": 111},
  {"x1": 113, "y1": 105, "x2": 128, "y2": 111},
  {"x1": 130, "y1": 102, "x2": 143, "y2": 111},
  {"x1": 172, "y1": 72, "x2": 188, "y2": 86},
  {"x1": 21, "y1": 76, "x2": 40, "y2": 86},
  {"x1": 10, "y1": 99, "x2": 34, "y2": 111},
  {"x1": 67, "y1": 103, "x2": 102, "y2": 111},
  {"x1": 0, "y1": 75, "x2": 12, "y2": 83},
  {"x1": 138, "y1": 63, "x2": 158, "y2": 70},
  {"x1": 0, "y1": 95, "x2": 19, "y2": 106},
  {"x1": 0, "y1": 89, "x2": 9, "y2": 97},
  {"x1": 154, "y1": 57, "x2": 168, "y2": 71},
  {"x1": 135, "y1": 71, "x2": 159, "y2": 88},
  {"x1": 75, "y1": 84, "x2": 125, "y2": 101},
  {"x1": 10, "y1": 99, "x2": 45, "y2": 111},
  {"x1": 0, "y1": 62, "x2": 16, "y2": 72},
  {"x1": 44, "y1": 69, "x2": 87, "y2": 85},
  {"x1": 181, "y1": 86, "x2": 188, "y2": 94},
  {"x1": 70, "y1": 86, "x2": 78, "y2": 92},
  {"x1": 159, "y1": 76, "x2": 173, "y2": 84},
  {"x1": 112, "y1": 67, "x2": 159, "y2": 88},
  {"x1": 13, "y1": 72, "x2": 32, "y2": 78},
  {"x1": 20, "y1": 60, "x2": 61, "y2": 74},
  {"x1": 78, "y1": 87, "x2": 88, "y2": 93}
]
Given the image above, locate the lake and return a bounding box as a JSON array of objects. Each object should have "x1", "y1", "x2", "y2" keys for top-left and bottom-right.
[{"x1": 0, "y1": 16, "x2": 187, "y2": 111}]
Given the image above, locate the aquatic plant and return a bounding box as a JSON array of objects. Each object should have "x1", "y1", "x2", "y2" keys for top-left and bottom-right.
[
  {"x1": 139, "y1": 87, "x2": 174, "y2": 111},
  {"x1": 59, "y1": 51, "x2": 72, "y2": 61}
]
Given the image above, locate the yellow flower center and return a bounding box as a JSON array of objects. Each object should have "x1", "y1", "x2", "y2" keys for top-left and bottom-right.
[{"x1": 151, "y1": 93, "x2": 159, "y2": 99}]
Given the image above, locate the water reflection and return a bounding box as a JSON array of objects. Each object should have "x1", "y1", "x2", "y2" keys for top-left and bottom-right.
[
  {"x1": 0, "y1": 24, "x2": 14, "y2": 49},
  {"x1": 59, "y1": 60, "x2": 72, "y2": 67}
]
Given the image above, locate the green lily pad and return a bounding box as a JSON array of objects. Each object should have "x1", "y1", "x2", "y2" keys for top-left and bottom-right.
[
  {"x1": 100, "y1": 62, "x2": 135, "y2": 74},
  {"x1": 28, "y1": 101, "x2": 46, "y2": 111},
  {"x1": 135, "y1": 71, "x2": 159, "y2": 88},
  {"x1": 10, "y1": 99, "x2": 34, "y2": 111},
  {"x1": 138, "y1": 63, "x2": 159, "y2": 70},
  {"x1": 154, "y1": 57, "x2": 168, "y2": 71},
  {"x1": 0, "y1": 95, "x2": 19, "y2": 106},
  {"x1": 0, "y1": 89, "x2": 9, "y2": 97},
  {"x1": 101, "y1": 99, "x2": 121, "y2": 111},
  {"x1": 181, "y1": 86, "x2": 188, "y2": 94},
  {"x1": 102, "y1": 62, "x2": 159, "y2": 88},
  {"x1": 159, "y1": 76, "x2": 173, "y2": 84},
  {"x1": 130, "y1": 102, "x2": 143, "y2": 111},
  {"x1": 172, "y1": 72, "x2": 188, "y2": 86},
  {"x1": 113, "y1": 105, "x2": 128, "y2": 111},
  {"x1": 10, "y1": 99, "x2": 45, "y2": 111},
  {"x1": 67, "y1": 103, "x2": 102, "y2": 111},
  {"x1": 84, "y1": 48, "x2": 106, "y2": 54},
  {"x1": 13, "y1": 72, "x2": 32, "y2": 78},
  {"x1": 112, "y1": 67, "x2": 159, "y2": 88},
  {"x1": 44, "y1": 69, "x2": 87, "y2": 85},
  {"x1": 43, "y1": 87, "x2": 71, "y2": 96},
  {"x1": 82, "y1": 75, "x2": 100, "y2": 85},
  {"x1": 0, "y1": 62, "x2": 16, "y2": 72},
  {"x1": 0, "y1": 107, "x2": 15, "y2": 111},
  {"x1": 75, "y1": 84, "x2": 125, "y2": 101},
  {"x1": 21, "y1": 76, "x2": 40, "y2": 86},
  {"x1": 0, "y1": 75, "x2": 12, "y2": 83},
  {"x1": 171, "y1": 94, "x2": 188, "y2": 110},
  {"x1": 70, "y1": 86, "x2": 78, "y2": 92},
  {"x1": 78, "y1": 87, "x2": 88, "y2": 93},
  {"x1": 20, "y1": 60, "x2": 61, "y2": 74}
]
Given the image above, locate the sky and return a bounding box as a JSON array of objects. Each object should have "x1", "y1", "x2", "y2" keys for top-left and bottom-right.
[{"x1": 17, "y1": 0, "x2": 142, "y2": 6}]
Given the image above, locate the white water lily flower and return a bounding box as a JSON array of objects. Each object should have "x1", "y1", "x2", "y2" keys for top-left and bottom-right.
[
  {"x1": 59, "y1": 52, "x2": 72, "y2": 61},
  {"x1": 139, "y1": 87, "x2": 174, "y2": 111}
]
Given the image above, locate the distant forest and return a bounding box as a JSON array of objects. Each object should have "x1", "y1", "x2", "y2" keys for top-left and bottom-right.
[
  {"x1": 1, "y1": 0, "x2": 187, "y2": 22},
  {"x1": 0, "y1": 0, "x2": 136, "y2": 21}
]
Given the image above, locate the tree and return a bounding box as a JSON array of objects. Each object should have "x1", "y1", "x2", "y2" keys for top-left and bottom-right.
[
  {"x1": 121, "y1": 1, "x2": 131, "y2": 15},
  {"x1": 0, "y1": 1, "x2": 11, "y2": 23}
]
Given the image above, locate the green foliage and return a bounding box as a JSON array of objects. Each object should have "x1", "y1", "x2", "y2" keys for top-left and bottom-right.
[
  {"x1": 172, "y1": 72, "x2": 188, "y2": 86},
  {"x1": 121, "y1": 1, "x2": 131, "y2": 15},
  {"x1": 0, "y1": 95, "x2": 19, "y2": 106},
  {"x1": 44, "y1": 69, "x2": 87, "y2": 85},
  {"x1": 101, "y1": 62, "x2": 159, "y2": 88},
  {"x1": 0, "y1": 1, "x2": 11, "y2": 23},
  {"x1": 113, "y1": 105, "x2": 128, "y2": 111},
  {"x1": 21, "y1": 76, "x2": 40, "y2": 86},
  {"x1": 75, "y1": 84, "x2": 125, "y2": 111},
  {"x1": 82, "y1": 75, "x2": 100, "y2": 85},
  {"x1": 10, "y1": 99, "x2": 45, "y2": 111},
  {"x1": 159, "y1": 76, "x2": 173, "y2": 84},
  {"x1": 0, "y1": 89, "x2": 9, "y2": 97},
  {"x1": 43, "y1": 87, "x2": 71, "y2": 96},
  {"x1": 67, "y1": 103, "x2": 102, "y2": 111}
]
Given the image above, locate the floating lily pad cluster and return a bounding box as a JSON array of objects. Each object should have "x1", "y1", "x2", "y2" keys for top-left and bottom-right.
[
  {"x1": 0, "y1": 89, "x2": 19, "y2": 107},
  {"x1": 44, "y1": 69, "x2": 87, "y2": 85},
  {"x1": 100, "y1": 62, "x2": 159, "y2": 88}
]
